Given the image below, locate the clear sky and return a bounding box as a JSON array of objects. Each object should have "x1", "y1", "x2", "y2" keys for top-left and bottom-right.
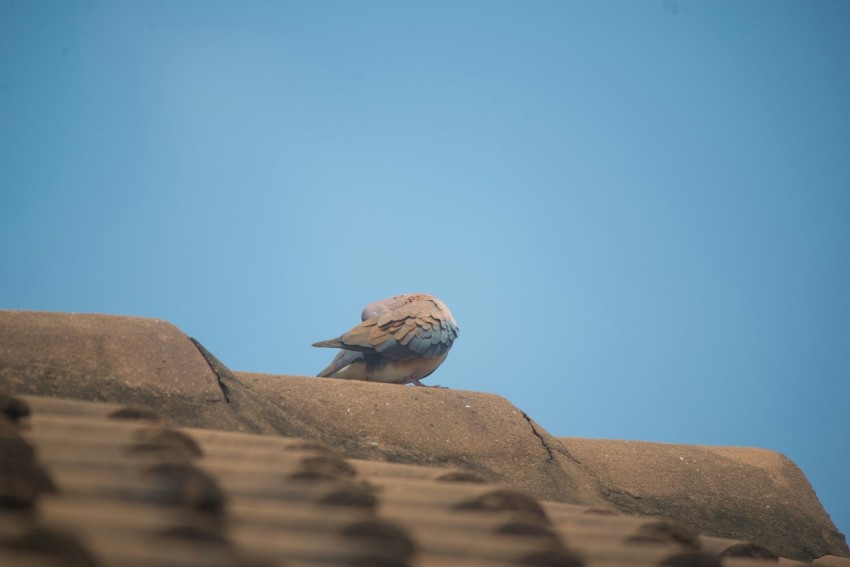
[{"x1": 2, "y1": 0, "x2": 848, "y2": 540}]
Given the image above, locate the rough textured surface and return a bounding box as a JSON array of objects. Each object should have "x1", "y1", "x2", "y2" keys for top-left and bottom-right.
[
  {"x1": 231, "y1": 371, "x2": 608, "y2": 508},
  {"x1": 1, "y1": 309, "x2": 847, "y2": 563},
  {"x1": 4, "y1": 391, "x2": 832, "y2": 567},
  {"x1": 0, "y1": 310, "x2": 240, "y2": 430},
  {"x1": 814, "y1": 557, "x2": 850, "y2": 567},
  {"x1": 561, "y1": 438, "x2": 848, "y2": 561}
]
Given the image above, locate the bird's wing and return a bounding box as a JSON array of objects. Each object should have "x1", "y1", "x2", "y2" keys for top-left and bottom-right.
[{"x1": 339, "y1": 298, "x2": 459, "y2": 360}]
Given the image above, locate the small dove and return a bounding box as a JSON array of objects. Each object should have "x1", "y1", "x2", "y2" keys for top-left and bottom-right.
[{"x1": 313, "y1": 293, "x2": 459, "y2": 386}]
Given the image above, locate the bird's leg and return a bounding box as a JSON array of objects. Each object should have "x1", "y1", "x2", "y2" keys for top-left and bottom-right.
[{"x1": 403, "y1": 376, "x2": 448, "y2": 389}]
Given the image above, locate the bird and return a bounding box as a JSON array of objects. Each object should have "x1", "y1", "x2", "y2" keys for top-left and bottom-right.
[{"x1": 313, "y1": 293, "x2": 459, "y2": 386}]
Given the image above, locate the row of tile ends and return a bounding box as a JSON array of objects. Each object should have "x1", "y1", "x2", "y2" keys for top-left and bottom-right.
[{"x1": 1, "y1": 389, "x2": 848, "y2": 567}]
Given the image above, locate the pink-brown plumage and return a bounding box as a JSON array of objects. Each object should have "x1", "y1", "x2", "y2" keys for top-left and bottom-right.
[{"x1": 313, "y1": 293, "x2": 459, "y2": 386}]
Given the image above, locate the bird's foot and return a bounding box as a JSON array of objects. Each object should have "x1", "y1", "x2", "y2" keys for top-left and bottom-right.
[{"x1": 404, "y1": 376, "x2": 448, "y2": 388}]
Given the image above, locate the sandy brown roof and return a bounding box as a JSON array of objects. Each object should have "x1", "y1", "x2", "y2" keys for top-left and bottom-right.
[{"x1": 1, "y1": 309, "x2": 848, "y2": 565}]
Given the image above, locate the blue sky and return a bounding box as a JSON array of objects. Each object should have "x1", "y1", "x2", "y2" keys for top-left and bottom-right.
[{"x1": 2, "y1": 1, "x2": 848, "y2": 539}]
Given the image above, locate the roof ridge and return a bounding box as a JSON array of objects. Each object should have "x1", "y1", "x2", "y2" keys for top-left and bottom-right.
[{"x1": 2, "y1": 309, "x2": 847, "y2": 561}]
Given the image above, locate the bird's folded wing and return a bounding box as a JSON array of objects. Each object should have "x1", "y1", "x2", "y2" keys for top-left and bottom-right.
[
  {"x1": 371, "y1": 301, "x2": 458, "y2": 359},
  {"x1": 314, "y1": 299, "x2": 458, "y2": 360}
]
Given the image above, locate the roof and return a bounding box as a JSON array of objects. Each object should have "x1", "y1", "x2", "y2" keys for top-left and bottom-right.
[{"x1": 1, "y1": 309, "x2": 848, "y2": 566}]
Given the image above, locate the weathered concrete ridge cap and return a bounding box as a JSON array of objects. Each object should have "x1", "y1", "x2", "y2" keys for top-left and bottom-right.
[
  {"x1": 0, "y1": 310, "x2": 221, "y2": 400},
  {"x1": 0, "y1": 309, "x2": 243, "y2": 429},
  {"x1": 561, "y1": 437, "x2": 848, "y2": 561},
  {"x1": 230, "y1": 371, "x2": 609, "y2": 508}
]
